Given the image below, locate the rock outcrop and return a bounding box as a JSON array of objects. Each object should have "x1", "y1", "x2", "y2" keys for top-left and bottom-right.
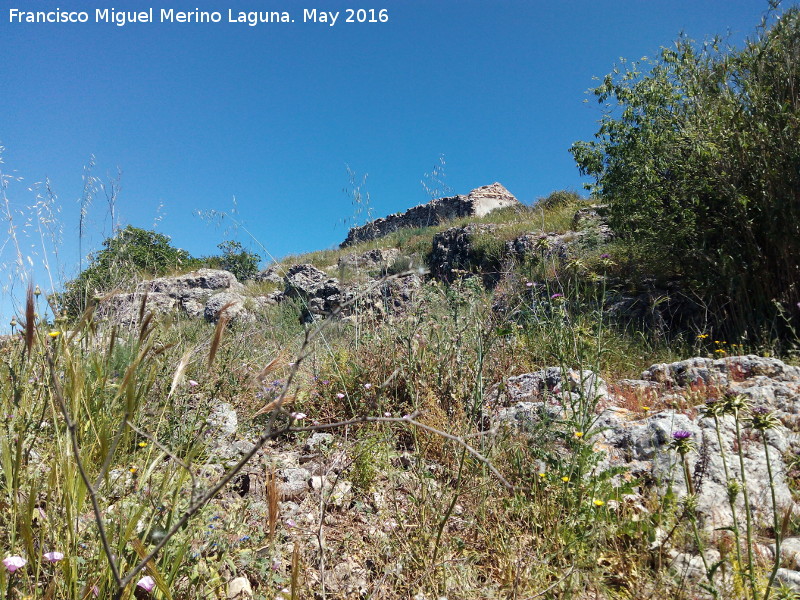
[
  {"x1": 429, "y1": 224, "x2": 498, "y2": 282},
  {"x1": 337, "y1": 248, "x2": 402, "y2": 272},
  {"x1": 340, "y1": 183, "x2": 519, "y2": 247},
  {"x1": 488, "y1": 355, "x2": 800, "y2": 532},
  {"x1": 97, "y1": 269, "x2": 246, "y2": 326}
]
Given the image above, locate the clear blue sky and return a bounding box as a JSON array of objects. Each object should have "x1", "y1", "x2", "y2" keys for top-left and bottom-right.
[{"x1": 0, "y1": 0, "x2": 775, "y2": 321}]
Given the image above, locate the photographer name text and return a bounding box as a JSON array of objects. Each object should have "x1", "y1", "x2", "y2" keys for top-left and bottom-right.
[{"x1": 7, "y1": 7, "x2": 390, "y2": 26}]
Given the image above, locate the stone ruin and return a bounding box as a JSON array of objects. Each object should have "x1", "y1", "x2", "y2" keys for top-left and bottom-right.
[{"x1": 340, "y1": 182, "x2": 520, "y2": 247}]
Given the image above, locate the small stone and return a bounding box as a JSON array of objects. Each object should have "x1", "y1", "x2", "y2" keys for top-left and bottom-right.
[{"x1": 227, "y1": 576, "x2": 253, "y2": 598}]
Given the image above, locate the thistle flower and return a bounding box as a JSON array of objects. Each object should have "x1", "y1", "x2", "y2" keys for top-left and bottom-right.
[
  {"x1": 670, "y1": 430, "x2": 695, "y2": 455},
  {"x1": 136, "y1": 575, "x2": 156, "y2": 592},
  {"x1": 720, "y1": 393, "x2": 749, "y2": 416},
  {"x1": 749, "y1": 406, "x2": 779, "y2": 431},
  {"x1": 700, "y1": 398, "x2": 725, "y2": 418},
  {"x1": 550, "y1": 293, "x2": 564, "y2": 300},
  {"x1": 2, "y1": 555, "x2": 26, "y2": 572}
]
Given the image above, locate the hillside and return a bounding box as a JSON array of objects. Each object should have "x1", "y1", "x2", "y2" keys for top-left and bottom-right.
[{"x1": 2, "y1": 184, "x2": 800, "y2": 600}]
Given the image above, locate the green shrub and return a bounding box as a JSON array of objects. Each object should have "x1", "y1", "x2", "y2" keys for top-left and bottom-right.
[
  {"x1": 211, "y1": 240, "x2": 261, "y2": 282},
  {"x1": 570, "y1": 8, "x2": 800, "y2": 344},
  {"x1": 59, "y1": 225, "x2": 200, "y2": 316}
]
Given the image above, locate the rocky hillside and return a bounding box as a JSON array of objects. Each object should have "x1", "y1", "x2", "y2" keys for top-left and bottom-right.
[{"x1": 5, "y1": 186, "x2": 799, "y2": 600}]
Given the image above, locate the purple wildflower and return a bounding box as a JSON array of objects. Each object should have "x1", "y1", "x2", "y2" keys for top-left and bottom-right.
[{"x1": 672, "y1": 430, "x2": 692, "y2": 440}]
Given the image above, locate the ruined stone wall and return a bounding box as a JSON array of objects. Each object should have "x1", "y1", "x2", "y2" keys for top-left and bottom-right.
[{"x1": 340, "y1": 182, "x2": 519, "y2": 247}]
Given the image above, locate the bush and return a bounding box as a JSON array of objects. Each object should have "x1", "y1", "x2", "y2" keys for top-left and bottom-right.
[
  {"x1": 213, "y1": 240, "x2": 261, "y2": 282},
  {"x1": 570, "y1": 7, "x2": 800, "y2": 343},
  {"x1": 59, "y1": 226, "x2": 199, "y2": 316}
]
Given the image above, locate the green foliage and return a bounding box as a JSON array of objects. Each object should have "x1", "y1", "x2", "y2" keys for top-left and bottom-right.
[
  {"x1": 60, "y1": 226, "x2": 199, "y2": 316},
  {"x1": 213, "y1": 240, "x2": 261, "y2": 282},
  {"x1": 570, "y1": 8, "x2": 800, "y2": 343}
]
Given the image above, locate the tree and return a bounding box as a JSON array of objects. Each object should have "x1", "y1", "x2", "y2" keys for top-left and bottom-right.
[
  {"x1": 60, "y1": 226, "x2": 199, "y2": 316},
  {"x1": 570, "y1": 6, "x2": 800, "y2": 342}
]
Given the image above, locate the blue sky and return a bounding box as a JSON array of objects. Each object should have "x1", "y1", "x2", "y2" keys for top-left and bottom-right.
[{"x1": 0, "y1": 0, "x2": 774, "y2": 321}]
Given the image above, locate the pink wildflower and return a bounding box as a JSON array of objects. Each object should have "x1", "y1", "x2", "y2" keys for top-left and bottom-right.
[
  {"x1": 43, "y1": 551, "x2": 64, "y2": 563},
  {"x1": 136, "y1": 576, "x2": 156, "y2": 592},
  {"x1": 3, "y1": 556, "x2": 26, "y2": 572}
]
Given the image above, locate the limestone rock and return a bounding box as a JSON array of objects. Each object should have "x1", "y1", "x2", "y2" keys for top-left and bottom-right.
[
  {"x1": 486, "y1": 367, "x2": 608, "y2": 407},
  {"x1": 97, "y1": 269, "x2": 243, "y2": 326},
  {"x1": 96, "y1": 292, "x2": 178, "y2": 326},
  {"x1": 505, "y1": 230, "x2": 585, "y2": 263},
  {"x1": 283, "y1": 264, "x2": 345, "y2": 321},
  {"x1": 207, "y1": 402, "x2": 238, "y2": 439},
  {"x1": 204, "y1": 291, "x2": 252, "y2": 324},
  {"x1": 144, "y1": 268, "x2": 242, "y2": 299},
  {"x1": 572, "y1": 204, "x2": 612, "y2": 241},
  {"x1": 467, "y1": 182, "x2": 520, "y2": 217},
  {"x1": 279, "y1": 467, "x2": 311, "y2": 500},
  {"x1": 776, "y1": 568, "x2": 800, "y2": 591},
  {"x1": 254, "y1": 264, "x2": 284, "y2": 284},
  {"x1": 337, "y1": 248, "x2": 401, "y2": 272},
  {"x1": 429, "y1": 224, "x2": 498, "y2": 282},
  {"x1": 227, "y1": 577, "x2": 253, "y2": 598}
]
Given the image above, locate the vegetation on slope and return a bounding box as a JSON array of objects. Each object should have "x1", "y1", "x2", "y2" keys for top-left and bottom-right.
[
  {"x1": 3, "y1": 6, "x2": 800, "y2": 600},
  {"x1": 571, "y1": 5, "x2": 800, "y2": 346}
]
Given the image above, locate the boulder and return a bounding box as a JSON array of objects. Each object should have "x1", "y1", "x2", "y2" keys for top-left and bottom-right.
[
  {"x1": 283, "y1": 264, "x2": 345, "y2": 321},
  {"x1": 572, "y1": 204, "x2": 613, "y2": 241},
  {"x1": 204, "y1": 292, "x2": 252, "y2": 324},
  {"x1": 254, "y1": 264, "x2": 284, "y2": 284},
  {"x1": 429, "y1": 224, "x2": 498, "y2": 282},
  {"x1": 97, "y1": 269, "x2": 244, "y2": 326},
  {"x1": 96, "y1": 292, "x2": 178, "y2": 327}
]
